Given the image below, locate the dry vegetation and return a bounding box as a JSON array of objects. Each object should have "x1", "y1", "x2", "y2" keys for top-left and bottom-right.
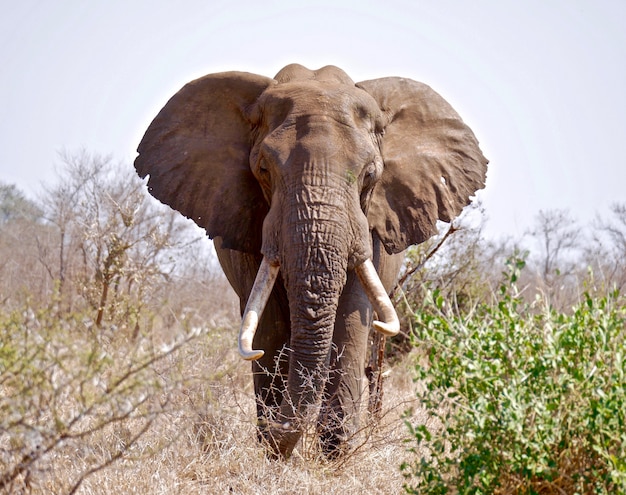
[
  {"x1": 52, "y1": 328, "x2": 423, "y2": 494},
  {"x1": 3, "y1": 152, "x2": 626, "y2": 494},
  {"x1": 0, "y1": 153, "x2": 427, "y2": 494},
  {"x1": 2, "y1": 297, "x2": 426, "y2": 494}
]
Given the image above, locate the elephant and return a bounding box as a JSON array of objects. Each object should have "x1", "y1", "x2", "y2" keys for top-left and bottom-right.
[{"x1": 134, "y1": 63, "x2": 487, "y2": 459}]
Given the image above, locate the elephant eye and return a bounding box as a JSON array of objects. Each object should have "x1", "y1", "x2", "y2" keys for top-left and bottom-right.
[
  {"x1": 258, "y1": 158, "x2": 270, "y2": 175},
  {"x1": 362, "y1": 161, "x2": 380, "y2": 189},
  {"x1": 255, "y1": 158, "x2": 273, "y2": 198}
]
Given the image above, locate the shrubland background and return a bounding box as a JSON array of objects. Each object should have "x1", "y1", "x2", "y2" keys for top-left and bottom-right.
[{"x1": 1, "y1": 152, "x2": 624, "y2": 494}]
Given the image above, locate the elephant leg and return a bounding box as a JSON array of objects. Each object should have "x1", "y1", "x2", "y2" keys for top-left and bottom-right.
[
  {"x1": 317, "y1": 234, "x2": 404, "y2": 457},
  {"x1": 317, "y1": 269, "x2": 371, "y2": 458},
  {"x1": 214, "y1": 239, "x2": 290, "y2": 438}
]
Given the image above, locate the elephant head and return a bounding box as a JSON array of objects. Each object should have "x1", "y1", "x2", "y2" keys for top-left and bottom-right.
[{"x1": 135, "y1": 64, "x2": 487, "y2": 457}]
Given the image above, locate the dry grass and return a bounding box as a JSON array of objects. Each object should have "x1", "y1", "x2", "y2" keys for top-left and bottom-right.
[{"x1": 9, "y1": 309, "x2": 426, "y2": 495}]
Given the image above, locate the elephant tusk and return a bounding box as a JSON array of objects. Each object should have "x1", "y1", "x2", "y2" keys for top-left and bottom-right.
[
  {"x1": 356, "y1": 259, "x2": 400, "y2": 337},
  {"x1": 238, "y1": 258, "x2": 280, "y2": 360}
]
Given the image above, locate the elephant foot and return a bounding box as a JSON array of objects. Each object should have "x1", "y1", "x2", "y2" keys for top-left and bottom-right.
[
  {"x1": 257, "y1": 416, "x2": 353, "y2": 460},
  {"x1": 317, "y1": 404, "x2": 354, "y2": 459},
  {"x1": 258, "y1": 419, "x2": 301, "y2": 460}
]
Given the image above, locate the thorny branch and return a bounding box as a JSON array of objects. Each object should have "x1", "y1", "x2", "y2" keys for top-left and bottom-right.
[{"x1": 391, "y1": 223, "x2": 458, "y2": 299}]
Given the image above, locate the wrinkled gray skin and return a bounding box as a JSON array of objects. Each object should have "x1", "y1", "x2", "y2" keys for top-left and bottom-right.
[{"x1": 135, "y1": 64, "x2": 487, "y2": 459}]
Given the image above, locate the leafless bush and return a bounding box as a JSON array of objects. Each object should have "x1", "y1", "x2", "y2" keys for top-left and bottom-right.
[
  {"x1": 0, "y1": 150, "x2": 235, "y2": 331},
  {"x1": 0, "y1": 302, "x2": 211, "y2": 494},
  {"x1": 0, "y1": 308, "x2": 417, "y2": 494},
  {"x1": 0, "y1": 151, "x2": 242, "y2": 492}
]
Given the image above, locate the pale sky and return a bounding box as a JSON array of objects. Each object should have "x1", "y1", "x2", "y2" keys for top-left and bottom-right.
[{"x1": 1, "y1": 0, "x2": 625, "y2": 239}]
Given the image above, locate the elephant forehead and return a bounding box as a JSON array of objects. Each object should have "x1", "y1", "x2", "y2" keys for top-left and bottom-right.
[
  {"x1": 274, "y1": 63, "x2": 355, "y2": 85},
  {"x1": 258, "y1": 81, "x2": 382, "y2": 132}
]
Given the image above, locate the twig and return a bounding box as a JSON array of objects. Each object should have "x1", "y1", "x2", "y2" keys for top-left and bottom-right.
[
  {"x1": 67, "y1": 416, "x2": 155, "y2": 495},
  {"x1": 391, "y1": 224, "x2": 459, "y2": 299}
]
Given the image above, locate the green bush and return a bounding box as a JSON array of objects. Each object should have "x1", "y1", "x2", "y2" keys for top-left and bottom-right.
[{"x1": 401, "y1": 257, "x2": 626, "y2": 494}]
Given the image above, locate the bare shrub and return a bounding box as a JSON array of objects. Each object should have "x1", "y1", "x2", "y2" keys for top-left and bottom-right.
[
  {"x1": 0, "y1": 308, "x2": 418, "y2": 495},
  {"x1": 0, "y1": 303, "x2": 209, "y2": 494}
]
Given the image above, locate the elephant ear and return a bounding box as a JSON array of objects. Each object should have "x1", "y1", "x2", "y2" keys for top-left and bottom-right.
[
  {"x1": 135, "y1": 72, "x2": 274, "y2": 253},
  {"x1": 357, "y1": 77, "x2": 488, "y2": 254}
]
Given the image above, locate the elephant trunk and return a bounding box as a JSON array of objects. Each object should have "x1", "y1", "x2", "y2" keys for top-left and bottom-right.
[{"x1": 263, "y1": 194, "x2": 351, "y2": 455}]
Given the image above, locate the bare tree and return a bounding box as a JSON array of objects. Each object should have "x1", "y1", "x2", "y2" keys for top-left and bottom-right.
[
  {"x1": 38, "y1": 150, "x2": 103, "y2": 305},
  {"x1": 525, "y1": 209, "x2": 583, "y2": 306},
  {"x1": 588, "y1": 203, "x2": 626, "y2": 292},
  {"x1": 32, "y1": 150, "x2": 225, "y2": 332}
]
